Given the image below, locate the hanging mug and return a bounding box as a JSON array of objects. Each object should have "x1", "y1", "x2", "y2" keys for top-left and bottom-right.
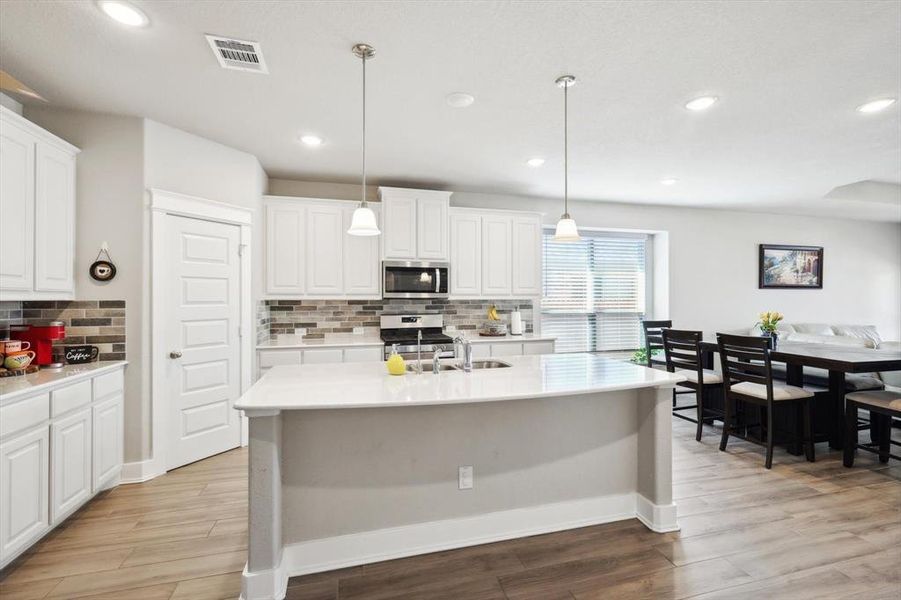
[{"x1": 65, "y1": 345, "x2": 100, "y2": 364}]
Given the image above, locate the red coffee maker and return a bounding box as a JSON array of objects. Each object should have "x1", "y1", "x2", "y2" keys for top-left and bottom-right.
[{"x1": 10, "y1": 322, "x2": 66, "y2": 368}]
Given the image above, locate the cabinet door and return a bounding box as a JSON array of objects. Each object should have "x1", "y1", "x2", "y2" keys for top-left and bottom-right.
[
  {"x1": 306, "y1": 205, "x2": 344, "y2": 295},
  {"x1": 265, "y1": 202, "x2": 305, "y2": 295},
  {"x1": 34, "y1": 143, "x2": 75, "y2": 293},
  {"x1": 512, "y1": 216, "x2": 542, "y2": 297},
  {"x1": 302, "y1": 348, "x2": 344, "y2": 364},
  {"x1": 491, "y1": 343, "x2": 523, "y2": 357},
  {"x1": 417, "y1": 196, "x2": 448, "y2": 260},
  {"x1": 481, "y1": 215, "x2": 512, "y2": 296},
  {"x1": 92, "y1": 394, "x2": 123, "y2": 491},
  {"x1": 343, "y1": 347, "x2": 383, "y2": 363},
  {"x1": 0, "y1": 120, "x2": 35, "y2": 291},
  {"x1": 0, "y1": 427, "x2": 49, "y2": 564},
  {"x1": 471, "y1": 344, "x2": 491, "y2": 359},
  {"x1": 382, "y1": 195, "x2": 417, "y2": 259},
  {"x1": 51, "y1": 408, "x2": 91, "y2": 523},
  {"x1": 523, "y1": 341, "x2": 555, "y2": 355},
  {"x1": 450, "y1": 213, "x2": 481, "y2": 296},
  {"x1": 343, "y1": 206, "x2": 380, "y2": 296}
]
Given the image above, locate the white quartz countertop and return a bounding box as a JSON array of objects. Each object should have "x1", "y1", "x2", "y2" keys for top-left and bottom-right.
[
  {"x1": 0, "y1": 361, "x2": 128, "y2": 404},
  {"x1": 235, "y1": 353, "x2": 683, "y2": 412},
  {"x1": 459, "y1": 332, "x2": 556, "y2": 344},
  {"x1": 257, "y1": 334, "x2": 384, "y2": 350}
]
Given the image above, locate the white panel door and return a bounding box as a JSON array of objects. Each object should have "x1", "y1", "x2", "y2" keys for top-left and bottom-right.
[
  {"x1": 93, "y1": 394, "x2": 123, "y2": 490},
  {"x1": 512, "y1": 216, "x2": 542, "y2": 297},
  {"x1": 166, "y1": 215, "x2": 241, "y2": 470},
  {"x1": 481, "y1": 215, "x2": 513, "y2": 296},
  {"x1": 34, "y1": 142, "x2": 75, "y2": 293},
  {"x1": 0, "y1": 427, "x2": 49, "y2": 564},
  {"x1": 265, "y1": 202, "x2": 305, "y2": 295},
  {"x1": 51, "y1": 407, "x2": 91, "y2": 523},
  {"x1": 417, "y1": 196, "x2": 448, "y2": 260},
  {"x1": 306, "y1": 205, "x2": 344, "y2": 295},
  {"x1": 0, "y1": 120, "x2": 35, "y2": 291},
  {"x1": 343, "y1": 207, "x2": 380, "y2": 296},
  {"x1": 450, "y1": 212, "x2": 481, "y2": 296},
  {"x1": 382, "y1": 195, "x2": 417, "y2": 259}
]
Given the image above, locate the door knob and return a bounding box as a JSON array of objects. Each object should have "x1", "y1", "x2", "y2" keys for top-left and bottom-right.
[{"x1": 169, "y1": 351, "x2": 183, "y2": 359}]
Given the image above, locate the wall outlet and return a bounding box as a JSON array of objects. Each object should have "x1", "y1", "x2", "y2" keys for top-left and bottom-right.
[
  {"x1": 353, "y1": 327, "x2": 364, "y2": 335},
  {"x1": 295, "y1": 327, "x2": 307, "y2": 336},
  {"x1": 458, "y1": 466, "x2": 473, "y2": 490}
]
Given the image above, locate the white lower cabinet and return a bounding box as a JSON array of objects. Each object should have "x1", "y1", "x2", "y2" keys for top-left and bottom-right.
[
  {"x1": 302, "y1": 348, "x2": 344, "y2": 364},
  {"x1": 0, "y1": 427, "x2": 50, "y2": 564},
  {"x1": 92, "y1": 394, "x2": 123, "y2": 492},
  {"x1": 257, "y1": 345, "x2": 383, "y2": 378},
  {"x1": 344, "y1": 347, "x2": 384, "y2": 363},
  {"x1": 491, "y1": 343, "x2": 523, "y2": 356},
  {"x1": 51, "y1": 408, "x2": 92, "y2": 523},
  {"x1": 0, "y1": 365, "x2": 125, "y2": 568},
  {"x1": 470, "y1": 344, "x2": 491, "y2": 359},
  {"x1": 523, "y1": 341, "x2": 555, "y2": 355},
  {"x1": 469, "y1": 339, "x2": 555, "y2": 358}
]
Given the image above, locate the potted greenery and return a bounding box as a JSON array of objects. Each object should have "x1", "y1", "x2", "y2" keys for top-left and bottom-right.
[
  {"x1": 757, "y1": 311, "x2": 784, "y2": 348},
  {"x1": 631, "y1": 347, "x2": 661, "y2": 365}
]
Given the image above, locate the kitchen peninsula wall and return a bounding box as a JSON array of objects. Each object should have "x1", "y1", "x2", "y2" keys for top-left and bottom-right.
[
  {"x1": 0, "y1": 300, "x2": 126, "y2": 361},
  {"x1": 257, "y1": 299, "x2": 534, "y2": 341}
]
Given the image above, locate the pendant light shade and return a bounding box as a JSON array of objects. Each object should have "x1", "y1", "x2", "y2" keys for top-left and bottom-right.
[
  {"x1": 553, "y1": 75, "x2": 580, "y2": 242},
  {"x1": 348, "y1": 43, "x2": 381, "y2": 236}
]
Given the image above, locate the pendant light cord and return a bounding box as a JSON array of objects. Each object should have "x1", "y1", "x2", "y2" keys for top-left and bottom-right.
[
  {"x1": 564, "y1": 81, "x2": 568, "y2": 216},
  {"x1": 361, "y1": 52, "x2": 367, "y2": 208}
]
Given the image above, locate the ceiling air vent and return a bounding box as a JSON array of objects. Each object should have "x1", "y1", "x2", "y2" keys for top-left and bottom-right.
[{"x1": 205, "y1": 34, "x2": 268, "y2": 74}]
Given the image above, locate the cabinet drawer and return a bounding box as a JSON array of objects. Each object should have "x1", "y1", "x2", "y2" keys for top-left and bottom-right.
[
  {"x1": 50, "y1": 380, "x2": 92, "y2": 418},
  {"x1": 343, "y1": 347, "x2": 383, "y2": 363},
  {"x1": 258, "y1": 350, "x2": 303, "y2": 368},
  {"x1": 491, "y1": 343, "x2": 523, "y2": 357},
  {"x1": 523, "y1": 341, "x2": 555, "y2": 355},
  {"x1": 0, "y1": 393, "x2": 50, "y2": 439},
  {"x1": 471, "y1": 344, "x2": 491, "y2": 359},
  {"x1": 93, "y1": 369, "x2": 124, "y2": 401},
  {"x1": 302, "y1": 348, "x2": 344, "y2": 364}
]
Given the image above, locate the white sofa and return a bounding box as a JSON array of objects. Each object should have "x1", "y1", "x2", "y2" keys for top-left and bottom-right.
[{"x1": 738, "y1": 323, "x2": 899, "y2": 391}]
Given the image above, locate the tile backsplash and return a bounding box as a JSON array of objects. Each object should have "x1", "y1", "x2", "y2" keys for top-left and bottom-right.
[
  {"x1": 0, "y1": 300, "x2": 126, "y2": 361},
  {"x1": 261, "y1": 299, "x2": 534, "y2": 340}
]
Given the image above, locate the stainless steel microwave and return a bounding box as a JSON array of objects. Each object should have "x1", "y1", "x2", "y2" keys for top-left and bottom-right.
[{"x1": 382, "y1": 261, "x2": 449, "y2": 298}]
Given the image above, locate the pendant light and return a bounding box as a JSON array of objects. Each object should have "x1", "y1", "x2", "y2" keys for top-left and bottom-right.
[
  {"x1": 553, "y1": 75, "x2": 580, "y2": 241},
  {"x1": 347, "y1": 43, "x2": 381, "y2": 236}
]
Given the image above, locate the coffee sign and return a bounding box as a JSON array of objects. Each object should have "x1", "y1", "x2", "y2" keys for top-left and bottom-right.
[{"x1": 65, "y1": 345, "x2": 99, "y2": 364}]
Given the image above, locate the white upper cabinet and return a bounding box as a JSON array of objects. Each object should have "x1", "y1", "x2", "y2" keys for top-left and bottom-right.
[
  {"x1": 0, "y1": 118, "x2": 35, "y2": 291},
  {"x1": 265, "y1": 200, "x2": 306, "y2": 295},
  {"x1": 343, "y1": 206, "x2": 381, "y2": 296},
  {"x1": 481, "y1": 214, "x2": 513, "y2": 296},
  {"x1": 0, "y1": 107, "x2": 77, "y2": 299},
  {"x1": 306, "y1": 205, "x2": 344, "y2": 295},
  {"x1": 34, "y1": 142, "x2": 76, "y2": 292},
  {"x1": 263, "y1": 196, "x2": 380, "y2": 299},
  {"x1": 449, "y1": 211, "x2": 482, "y2": 296},
  {"x1": 380, "y1": 187, "x2": 450, "y2": 261},
  {"x1": 511, "y1": 215, "x2": 542, "y2": 296}
]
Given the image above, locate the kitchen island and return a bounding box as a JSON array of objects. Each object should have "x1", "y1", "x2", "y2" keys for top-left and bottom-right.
[{"x1": 235, "y1": 353, "x2": 684, "y2": 600}]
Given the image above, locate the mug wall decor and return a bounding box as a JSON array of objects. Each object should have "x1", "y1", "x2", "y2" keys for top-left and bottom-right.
[{"x1": 65, "y1": 345, "x2": 100, "y2": 364}]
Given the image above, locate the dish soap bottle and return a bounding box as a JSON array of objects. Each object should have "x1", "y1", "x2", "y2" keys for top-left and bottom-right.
[{"x1": 386, "y1": 344, "x2": 406, "y2": 376}]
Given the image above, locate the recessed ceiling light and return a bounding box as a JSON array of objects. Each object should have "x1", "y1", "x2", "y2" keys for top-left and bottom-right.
[
  {"x1": 856, "y1": 98, "x2": 896, "y2": 113},
  {"x1": 97, "y1": 0, "x2": 149, "y2": 27},
  {"x1": 685, "y1": 96, "x2": 718, "y2": 111},
  {"x1": 446, "y1": 92, "x2": 475, "y2": 108},
  {"x1": 527, "y1": 158, "x2": 545, "y2": 167},
  {"x1": 661, "y1": 178, "x2": 678, "y2": 186},
  {"x1": 299, "y1": 135, "x2": 323, "y2": 147}
]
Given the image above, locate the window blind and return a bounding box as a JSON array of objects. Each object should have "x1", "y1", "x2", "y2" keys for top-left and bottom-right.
[{"x1": 541, "y1": 231, "x2": 648, "y2": 353}]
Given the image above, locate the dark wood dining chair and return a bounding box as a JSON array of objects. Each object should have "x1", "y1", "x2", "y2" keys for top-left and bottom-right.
[
  {"x1": 662, "y1": 329, "x2": 723, "y2": 441},
  {"x1": 844, "y1": 390, "x2": 901, "y2": 466},
  {"x1": 640, "y1": 320, "x2": 671, "y2": 369},
  {"x1": 717, "y1": 333, "x2": 815, "y2": 469}
]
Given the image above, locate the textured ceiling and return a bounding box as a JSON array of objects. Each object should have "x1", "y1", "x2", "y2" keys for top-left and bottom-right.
[{"x1": 1, "y1": 0, "x2": 899, "y2": 220}]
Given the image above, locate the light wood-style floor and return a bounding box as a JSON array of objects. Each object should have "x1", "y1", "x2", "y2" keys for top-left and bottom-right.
[{"x1": 1, "y1": 418, "x2": 898, "y2": 600}]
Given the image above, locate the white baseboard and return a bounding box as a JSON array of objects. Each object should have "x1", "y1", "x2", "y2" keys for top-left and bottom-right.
[
  {"x1": 241, "y1": 492, "x2": 679, "y2": 599},
  {"x1": 240, "y1": 559, "x2": 287, "y2": 600},
  {"x1": 119, "y1": 458, "x2": 165, "y2": 484},
  {"x1": 635, "y1": 493, "x2": 680, "y2": 533}
]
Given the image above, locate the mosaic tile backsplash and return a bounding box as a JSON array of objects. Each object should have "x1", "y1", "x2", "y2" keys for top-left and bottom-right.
[
  {"x1": 0, "y1": 300, "x2": 126, "y2": 362},
  {"x1": 260, "y1": 299, "x2": 535, "y2": 340}
]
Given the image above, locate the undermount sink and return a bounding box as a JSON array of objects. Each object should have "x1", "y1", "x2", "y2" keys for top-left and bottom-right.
[
  {"x1": 406, "y1": 362, "x2": 460, "y2": 373},
  {"x1": 469, "y1": 360, "x2": 512, "y2": 369}
]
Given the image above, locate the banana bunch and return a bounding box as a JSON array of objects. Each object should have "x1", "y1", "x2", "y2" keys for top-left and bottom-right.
[{"x1": 487, "y1": 305, "x2": 500, "y2": 321}]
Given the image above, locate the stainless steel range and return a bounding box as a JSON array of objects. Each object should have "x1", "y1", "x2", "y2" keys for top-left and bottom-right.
[{"x1": 380, "y1": 314, "x2": 455, "y2": 360}]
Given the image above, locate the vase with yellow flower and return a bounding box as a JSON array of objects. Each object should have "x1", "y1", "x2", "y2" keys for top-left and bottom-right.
[{"x1": 757, "y1": 311, "x2": 784, "y2": 349}]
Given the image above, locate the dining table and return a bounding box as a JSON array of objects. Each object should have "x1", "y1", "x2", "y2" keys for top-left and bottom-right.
[{"x1": 698, "y1": 340, "x2": 901, "y2": 450}]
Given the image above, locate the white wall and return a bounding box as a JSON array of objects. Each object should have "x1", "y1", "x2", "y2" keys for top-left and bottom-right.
[
  {"x1": 24, "y1": 107, "x2": 149, "y2": 461},
  {"x1": 269, "y1": 178, "x2": 901, "y2": 341}
]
